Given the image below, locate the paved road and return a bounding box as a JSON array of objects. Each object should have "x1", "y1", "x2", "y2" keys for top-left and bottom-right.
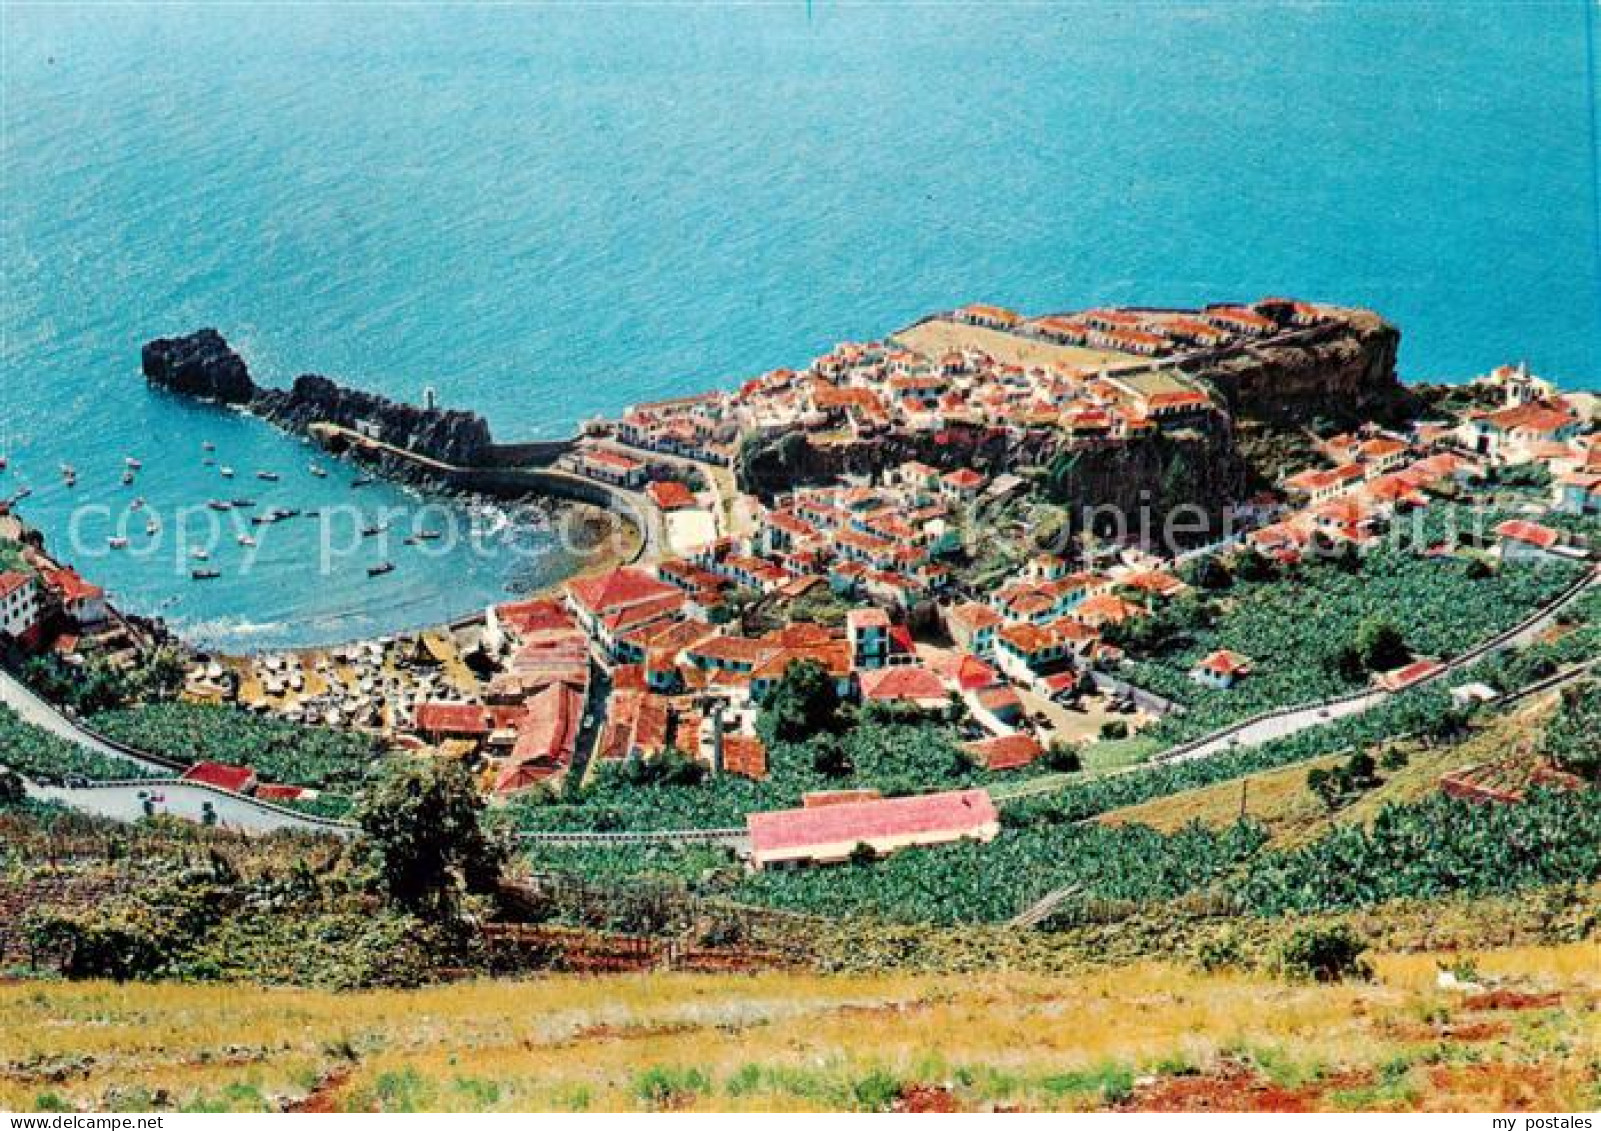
[
  {"x1": 2, "y1": 666, "x2": 351, "y2": 835},
  {"x1": 1001, "y1": 564, "x2": 1600, "y2": 799},
  {"x1": 23, "y1": 778, "x2": 350, "y2": 835},
  {"x1": 0, "y1": 667, "x2": 178, "y2": 774}
]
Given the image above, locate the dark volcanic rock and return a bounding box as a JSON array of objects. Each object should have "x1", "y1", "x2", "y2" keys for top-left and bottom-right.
[
  {"x1": 141, "y1": 328, "x2": 256, "y2": 404},
  {"x1": 140, "y1": 329, "x2": 496, "y2": 476},
  {"x1": 253, "y1": 375, "x2": 493, "y2": 467},
  {"x1": 1187, "y1": 307, "x2": 1403, "y2": 425}
]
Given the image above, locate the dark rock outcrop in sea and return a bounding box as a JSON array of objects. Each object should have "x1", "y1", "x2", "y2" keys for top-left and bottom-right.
[
  {"x1": 142, "y1": 328, "x2": 256, "y2": 404},
  {"x1": 140, "y1": 329, "x2": 495, "y2": 475},
  {"x1": 253, "y1": 376, "x2": 493, "y2": 468}
]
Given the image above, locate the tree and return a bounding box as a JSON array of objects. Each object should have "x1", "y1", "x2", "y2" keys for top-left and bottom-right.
[
  {"x1": 1043, "y1": 742, "x2": 1082, "y2": 773},
  {"x1": 1234, "y1": 549, "x2": 1277, "y2": 583},
  {"x1": 356, "y1": 758, "x2": 507, "y2": 921},
  {"x1": 0, "y1": 767, "x2": 22, "y2": 806},
  {"x1": 760, "y1": 658, "x2": 842, "y2": 744},
  {"x1": 1355, "y1": 618, "x2": 1410, "y2": 673},
  {"x1": 1184, "y1": 556, "x2": 1233, "y2": 592}
]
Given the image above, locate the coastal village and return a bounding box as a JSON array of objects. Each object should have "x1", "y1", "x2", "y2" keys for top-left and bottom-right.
[{"x1": 5, "y1": 297, "x2": 1596, "y2": 865}]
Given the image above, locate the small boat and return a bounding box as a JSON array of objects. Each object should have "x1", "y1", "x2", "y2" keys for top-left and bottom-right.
[
  {"x1": 202, "y1": 441, "x2": 215, "y2": 452},
  {"x1": 207, "y1": 500, "x2": 232, "y2": 511},
  {"x1": 414, "y1": 529, "x2": 442, "y2": 541},
  {"x1": 191, "y1": 548, "x2": 210, "y2": 561},
  {"x1": 0, "y1": 456, "x2": 7, "y2": 471},
  {"x1": 191, "y1": 568, "x2": 221, "y2": 581},
  {"x1": 108, "y1": 536, "x2": 129, "y2": 549},
  {"x1": 361, "y1": 522, "x2": 388, "y2": 537},
  {"x1": 12, "y1": 486, "x2": 31, "y2": 502},
  {"x1": 130, "y1": 497, "x2": 145, "y2": 511},
  {"x1": 367, "y1": 562, "x2": 395, "y2": 577},
  {"x1": 237, "y1": 534, "x2": 256, "y2": 547},
  {"x1": 60, "y1": 463, "x2": 76, "y2": 487},
  {"x1": 124, "y1": 457, "x2": 142, "y2": 470},
  {"x1": 351, "y1": 475, "x2": 376, "y2": 488},
  {"x1": 256, "y1": 470, "x2": 280, "y2": 482},
  {"x1": 219, "y1": 466, "x2": 235, "y2": 478},
  {"x1": 308, "y1": 464, "x2": 328, "y2": 478},
  {"x1": 230, "y1": 498, "x2": 256, "y2": 508},
  {"x1": 121, "y1": 469, "x2": 135, "y2": 486},
  {"x1": 145, "y1": 519, "x2": 159, "y2": 535},
  {"x1": 276, "y1": 507, "x2": 301, "y2": 519}
]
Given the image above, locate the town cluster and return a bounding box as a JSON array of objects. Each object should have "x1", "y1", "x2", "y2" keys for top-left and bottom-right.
[
  {"x1": 8, "y1": 300, "x2": 1597, "y2": 863},
  {"x1": 394, "y1": 319, "x2": 1600, "y2": 808}
]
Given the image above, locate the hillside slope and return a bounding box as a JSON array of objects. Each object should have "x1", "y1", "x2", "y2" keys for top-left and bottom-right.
[{"x1": 2, "y1": 945, "x2": 1594, "y2": 1113}]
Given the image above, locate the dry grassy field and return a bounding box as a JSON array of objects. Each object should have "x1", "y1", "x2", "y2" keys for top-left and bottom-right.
[{"x1": 3, "y1": 944, "x2": 1595, "y2": 1113}]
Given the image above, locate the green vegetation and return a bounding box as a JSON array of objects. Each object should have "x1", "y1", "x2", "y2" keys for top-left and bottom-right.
[
  {"x1": 357, "y1": 758, "x2": 508, "y2": 921},
  {"x1": 759, "y1": 658, "x2": 844, "y2": 744},
  {"x1": 89, "y1": 701, "x2": 381, "y2": 789},
  {"x1": 1118, "y1": 538, "x2": 1582, "y2": 742},
  {"x1": 740, "y1": 788, "x2": 1601, "y2": 925},
  {"x1": 510, "y1": 719, "x2": 1002, "y2": 834},
  {"x1": 1540, "y1": 680, "x2": 1601, "y2": 781},
  {"x1": 1306, "y1": 750, "x2": 1381, "y2": 811},
  {"x1": 21, "y1": 648, "x2": 186, "y2": 714},
  {"x1": 0, "y1": 705, "x2": 160, "y2": 783}
]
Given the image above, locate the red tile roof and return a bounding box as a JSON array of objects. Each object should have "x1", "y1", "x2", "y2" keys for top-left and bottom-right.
[
  {"x1": 722, "y1": 734, "x2": 768, "y2": 780},
  {"x1": 964, "y1": 733, "x2": 1043, "y2": 771},
  {"x1": 747, "y1": 788, "x2": 999, "y2": 860},
  {"x1": 1495, "y1": 520, "x2": 1561, "y2": 550},
  {"x1": 40, "y1": 566, "x2": 103, "y2": 603},
  {"x1": 647, "y1": 480, "x2": 698, "y2": 511},
  {"x1": 414, "y1": 702, "x2": 493, "y2": 735},
  {"x1": 857, "y1": 665, "x2": 949, "y2": 704},
  {"x1": 182, "y1": 760, "x2": 258, "y2": 793},
  {"x1": 0, "y1": 571, "x2": 29, "y2": 600},
  {"x1": 567, "y1": 567, "x2": 680, "y2": 618}
]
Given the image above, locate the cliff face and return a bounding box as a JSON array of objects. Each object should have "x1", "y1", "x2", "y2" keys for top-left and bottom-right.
[
  {"x1": 140, "y1": 330, "x2": 494, "y2": 471},
  {"x1": 142, "y1": 329, "x2": 256, "y2": 404},
  {"x1": 254, "y1": 376, "x2": 493, "y2": 467},
  {"x1": 1189, "y1": 308, "x2": 1402, "y2": 425},
  {"x1": 738, "y1": 422, "x2": 1246, "y2": 524}
]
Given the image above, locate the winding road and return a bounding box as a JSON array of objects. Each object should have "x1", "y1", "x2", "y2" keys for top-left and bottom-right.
[{"x1": 4, "y1": 565, "x2": 1595, "y2": 837}]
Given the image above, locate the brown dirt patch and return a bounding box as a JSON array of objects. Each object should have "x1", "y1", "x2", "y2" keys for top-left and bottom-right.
[
  {"x1": 561, "y1": 1021, "x2": 698, "y2": 1046},
  {"x1": 1460, "y1": 990, "x2": 1563, "y2": 1012},
  {"x1": 896, "y1": 1084, "x2": 960, "y2": 1113},
  {"x1": 1120, "y1": 1063, "x2": 1370, "y2": 1113},
  {"x1": 1399, "y1": 1019, "x2": 1511, "y2": 1043},
  {"x1": 285, "y1": 1066, "x2": 352, "y2": 1114},
  {"x1": 1424, "y1": 1063, "x2": 1564, "y2": 1111}
]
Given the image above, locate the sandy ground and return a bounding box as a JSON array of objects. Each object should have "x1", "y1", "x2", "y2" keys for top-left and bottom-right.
[
  {"x1": 1017, "y1": 685, "x2": 1146, "y2": 747},
  {"x1": 667, "y1": 508, "x2": 718, "y2": 554},
  {"x1": 894, "y1": 318, "x2": 1135, "y2": 371}
]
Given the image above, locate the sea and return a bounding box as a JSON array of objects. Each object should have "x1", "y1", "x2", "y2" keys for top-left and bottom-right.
[{"x1": 3, "y1": 2, "x2": 1597, "y2": 651}]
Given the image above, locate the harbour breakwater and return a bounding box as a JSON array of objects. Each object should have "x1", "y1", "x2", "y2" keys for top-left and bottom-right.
[
  {"x1": 141, "y1": 329, "x2": 645, "y2": 555},
  {"x1": 142, "y1": 330, "x2": 577, "y2": 487}
]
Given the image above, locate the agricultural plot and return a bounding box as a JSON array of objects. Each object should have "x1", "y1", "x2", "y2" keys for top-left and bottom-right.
[
  {"x1": 88, "y1": 702, "x2": 381, "y2": 791},
  {"x1": 1122, "y1": 544, "x2": 1585, "y2": 742},
  {"x1": 0, "y1": 706, "x2": 160, "y2": 784}
]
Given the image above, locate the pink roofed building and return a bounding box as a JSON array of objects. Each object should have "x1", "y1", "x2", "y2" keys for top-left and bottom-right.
[{"x1": 746, "y1": 788, "x2": 1000, "y2": 868}]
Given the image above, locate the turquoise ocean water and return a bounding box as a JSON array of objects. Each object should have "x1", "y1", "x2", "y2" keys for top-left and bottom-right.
[{"x1": 3, "y1": 2, "x2": 1598, "y2": 650}]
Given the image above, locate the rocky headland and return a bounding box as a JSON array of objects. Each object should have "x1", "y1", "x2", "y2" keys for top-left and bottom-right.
[{"x1": 142, "y1": 329, "x2": 495, "y2": 476}]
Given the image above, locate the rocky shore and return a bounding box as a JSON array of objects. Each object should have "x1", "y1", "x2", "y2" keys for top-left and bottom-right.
[{"x1": 142, "y1": 329, "x2": 496, "y2": 476}]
